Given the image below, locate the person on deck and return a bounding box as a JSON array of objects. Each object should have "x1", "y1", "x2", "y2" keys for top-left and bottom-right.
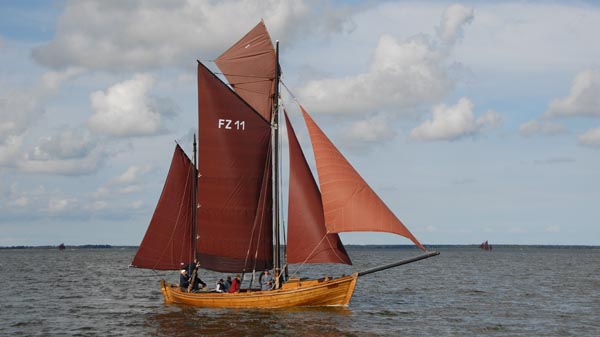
[
  {"x1": 228, "y1": 275, "x2": 241, "y2": 293},
  {"x1": 186, "y1": 259, "x2": 207, "y2": 290},
  {"x1": 216, "y1": 279, "x2": 225, "y2": 293},
  {"x1": 179, "y1": 269, "x2": 190, "y2": 291},
  {"x1": 223, "y1": 276, "x2": 232, "y2": 292},
  {"x1": 261, "y1": 270, "x2": 274, "y2": 291}
]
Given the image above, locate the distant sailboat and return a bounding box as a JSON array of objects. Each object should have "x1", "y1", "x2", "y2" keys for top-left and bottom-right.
[
  {"x1": 480, "y1": 240, "x2": 492, "y2": 251},
  {"x1": 131, "y1": 21, "x2": 439, "y2": 308},
  {"x1": 58, "y1": 243, "x2": 66, "y2": 250}
]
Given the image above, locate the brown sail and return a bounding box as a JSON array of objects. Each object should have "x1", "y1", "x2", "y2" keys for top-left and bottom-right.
[
  {"x1": 196, "y1": 61, "x2": 273, "y2": 272},
  {"x1": 131, "y1": 144, "x2": 195, "y2": 270},
  {"x1": 300, "y1": 106, "x2": 426, "y2": 251},
  {"x1": 285, "y1": 112, "x2": 351, "y2": 265},
  {"x1": 215, "y1": 20, "x2": 276, "y2": 122}
]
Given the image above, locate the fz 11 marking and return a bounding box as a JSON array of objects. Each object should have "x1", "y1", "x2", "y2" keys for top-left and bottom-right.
[{"x1": 218, "y1": 119, "x2": 245, "y2": 130}]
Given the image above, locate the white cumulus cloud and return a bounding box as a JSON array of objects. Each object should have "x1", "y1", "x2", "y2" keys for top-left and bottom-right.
[
  {"x1": 410, "y1": 97, "x2": 501, "y2": 141},
  {"x1": 340, "y1": 114, "x2": 396, "y2": 152},
  {"x1": 113, "y1": 165, "x2": 152, "y2": 185},
  {"x1": 545, "y1": 69, "x2": 600, "y2": 117},
  {"x1": 29, "y1": 128, "x2": 95, "y2": 160},
  {"x1": 88, "y1": 74, "x2": 174, "y2": 137},
  {"x1": 519, "y1": 120, "x2": 565, "y2": 137},
  {"x1": 32, "y1": 0, "x2": 349, "y2": 71},
  {"x1": 578, "y1": 127, "x2": 600, "y2": 148},
  {"x1": 299, "y1": 34, "x2": 451, "y2": 116},
  {"x1": 298, "y1": 4, "x2": 474, "y2": 116},
  {"x1": 436, "y1": 4, "x2": 474, "y2": 46}
]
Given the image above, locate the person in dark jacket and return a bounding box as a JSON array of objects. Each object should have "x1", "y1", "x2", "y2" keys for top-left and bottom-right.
[
  {"x1": 186, "y1": 259, "x2": 207, "y2": 290},
  {"x1": 179, "y1": 269, "x2": 190, "y2": 291},
  {"x1": 223, "y1": 276, "x2": 232, "y2": 292}
]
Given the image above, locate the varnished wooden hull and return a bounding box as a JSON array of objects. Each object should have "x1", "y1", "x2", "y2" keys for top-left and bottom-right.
[{"x1": 160, "y1": 273, "x2": 358, "y2": 308}]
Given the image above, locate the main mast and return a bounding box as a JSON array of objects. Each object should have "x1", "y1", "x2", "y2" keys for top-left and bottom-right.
[
  {"x1": 192, "y1": 134, "x2": 198, "y2": 260},
  {"x1": 272, "y1": 41, "x2": 282, "y2": 286}
]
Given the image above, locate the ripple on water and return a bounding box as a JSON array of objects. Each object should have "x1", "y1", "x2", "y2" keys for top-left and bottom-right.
[{"x1": 1, "y1": 246, "x2": 599, "y2": 336}]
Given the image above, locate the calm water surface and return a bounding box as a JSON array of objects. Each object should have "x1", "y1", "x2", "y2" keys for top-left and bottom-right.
[{"x1": 0, "y1": 246, "x2": 598, "y2": 336}]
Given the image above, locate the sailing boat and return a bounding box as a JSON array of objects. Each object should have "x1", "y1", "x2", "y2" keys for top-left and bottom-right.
[
  {"x1": 131, "y1": 21, "x2": 439, "y2": 308},
  {"x1": 480, "y1": 240, "x2": 492, "y2": 251}
]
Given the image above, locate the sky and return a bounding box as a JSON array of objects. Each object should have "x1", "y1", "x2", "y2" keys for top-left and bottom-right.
[{"x1": 0, "y1": 0, "x2": 599, "y2": 246}]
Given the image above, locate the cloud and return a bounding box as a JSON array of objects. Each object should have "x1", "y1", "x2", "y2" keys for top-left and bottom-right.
[
  {"x1": 0, "y1": 90, "x2": 43, "y2": 144},
  {"x1": 299, "y1": 33, "x2": 451, "y2": 116},
  {"x1": 410, "y1": 97, "x2": 502, "y2": 141},
  {"x1": 519, "y1": 120, "x2": 565, "y2": 137},
  {"x1": 18, "y1": 149, "x2": 106, "y2": 176},
  {"x1": 44, "y1": 197, "x2": 78, "y2": 213},
  {"x1": 436, "y1": 4, "x2": 474, "y2": 46},
  {"x1": 298, "y1": 4, "x2": 474, "y2": 116},
  {"x1": 545, "y1": 69, "x2": 600, "y2": 117},
  {"x1": 85, "y1": 200, "x2": 108, "y2": 211},
  {"x1": 9, "y1": 196, "x2": 29, "y2": 208},
  {"x1": 578, "y1": 127, "x2": 600, "y2": 148},
  {"x1": 0, "y1": 67, "x2": 85, "y2": 168},
  {"x1": 0, "y1": 135, "x2": 24, "y2": 167},
  {"x1": 533, "y1": 156, "x2": 575, "y2": 165},
  {"x1": 32, "y1": 0, "x2": 350, "y2": 71},
  {"x1": 40, "y1": 67, "x2": 85, "y2": 93},
  {"x1": 13, "y1": 127, "x2": 107, "y2": 176},
  {"x1": 476, "y1": 109, "x2": 502, "y2": 130},
  {"x1": 88, "y1": 74, "x2": 177, "y2": 137},
  {"x1": 340, "y1": 114, "x2": 396, "y2": 152},
  {"x1": 113, "y1": 165, "x2": 151, "y2": 185},
  {"x1": 28, "y1": 128, "x2": 95, "y2": 160},
  {"x1": 345, "y1": 115, "x2": 396, "y2": 142}
]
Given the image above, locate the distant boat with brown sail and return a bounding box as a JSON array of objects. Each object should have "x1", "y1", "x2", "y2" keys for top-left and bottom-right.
[
  {"x1": 480, "y1": 240, "x2": 492, "y2": 251},
  {"x1": 131, "y1": 21, "x2": 439, "y2": 308}
]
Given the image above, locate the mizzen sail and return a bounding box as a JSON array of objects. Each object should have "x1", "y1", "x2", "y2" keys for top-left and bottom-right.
[
  {"x1": 285, "y1": 112, "x2": 351, "y2": 265},
  {"x1": 196, "y1": 61, "x2": 273, "y2": 272},
  {"x1": 300, "y1": 106, "x2": 426, "y2": 251},
  {"x1": 215, "y1": 20, "x2": 276, "y2": 122},
  {"x1": 132, "y1": 144, "x2": 195, "y2": 270}
]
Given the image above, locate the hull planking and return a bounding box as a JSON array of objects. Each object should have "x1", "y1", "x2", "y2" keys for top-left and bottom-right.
[{"x1": 160, "y1": 273, "x2": 358, "y2": 308}]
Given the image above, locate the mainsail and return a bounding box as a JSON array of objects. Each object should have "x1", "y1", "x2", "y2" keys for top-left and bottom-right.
[
  {"x1": 285, "y1": 112, "x2": 351, "y2": 265},
  {"x1": 196, "y1": 62, "x2": 273, "y2": 273},
  {"x1": 215, "y1": 20, "x2": 276, "y2": 122},
  {"x1": 132, "y1": 144, "x2": 195, "y2": 270},
  {"x1": 300, "y1": 106, "x2": 426, "y2": 251}
]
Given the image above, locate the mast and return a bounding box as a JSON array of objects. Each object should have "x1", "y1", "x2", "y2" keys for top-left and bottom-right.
[
  {"x1": 272, "y1": 41, "x2": 281, "y2": 286},
  {"x1": 192, "y1": 134, "x2": 198, "y2": 260}
]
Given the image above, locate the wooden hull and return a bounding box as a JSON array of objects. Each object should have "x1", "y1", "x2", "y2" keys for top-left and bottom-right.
[{"x1": 160, "y1": 273, "x2": 358, "y2": 308}]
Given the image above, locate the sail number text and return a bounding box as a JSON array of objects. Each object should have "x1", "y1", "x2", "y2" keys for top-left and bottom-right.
[{"x1": 218, "y1": 119, "x2": 245, "y2": 130}]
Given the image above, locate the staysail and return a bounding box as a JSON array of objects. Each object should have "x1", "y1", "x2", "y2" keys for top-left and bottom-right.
[
  {"x1": 196, "y1": 61, "x2": 273, "y2": 273},
  {"x1": 300, "y1": 106, "x2": 426, "y2": 251},
  {"x1": 215, "y1": 20, "x2": 276, "y2": 122},
  {"x1": 131, "y1": 144, "x2": 195, "y2": 270},
  {"x1": 285, "y1": 112, "x2": 352, "y2": 265}
]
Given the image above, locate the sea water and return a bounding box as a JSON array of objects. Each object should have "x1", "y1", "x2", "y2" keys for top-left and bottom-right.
[{"x1": 0, "y1": 246, "x2": 598, "y2": 336}]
